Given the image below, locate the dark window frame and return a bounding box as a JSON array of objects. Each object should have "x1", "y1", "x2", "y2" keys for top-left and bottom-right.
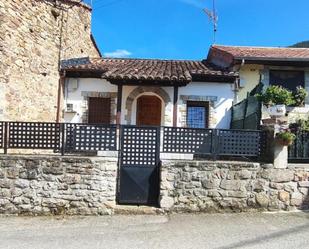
[
  {"x1": 186, "y1": 101, "x2": 210, "y2": 128},
  {"x1": 269, "y1": 70, "x2": 305, "y2": 91}
]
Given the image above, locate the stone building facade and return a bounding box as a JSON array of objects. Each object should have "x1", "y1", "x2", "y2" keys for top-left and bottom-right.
[{"x1": 0, "y1": 0, "x2": 100, "y2": 122}]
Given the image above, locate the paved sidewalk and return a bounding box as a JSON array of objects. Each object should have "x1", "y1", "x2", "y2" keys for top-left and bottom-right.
[{"x1": 0, "y1": 212, "x2": 309, "y2": 249}]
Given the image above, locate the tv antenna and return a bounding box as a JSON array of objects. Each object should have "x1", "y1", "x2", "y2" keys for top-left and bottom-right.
[{"x1": 203, "y1": 0, "x2": 218, "y2": 44}]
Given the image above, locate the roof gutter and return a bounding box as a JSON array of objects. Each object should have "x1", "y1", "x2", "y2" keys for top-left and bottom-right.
[{"x1": 234, "y1": 57, "x2": 309, "y2": 63}]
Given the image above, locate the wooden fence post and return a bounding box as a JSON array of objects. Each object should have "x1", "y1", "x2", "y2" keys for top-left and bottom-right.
[
  {"x1": 4, "y1": 122, "x2": 8, "y2": 154},
  {"x1": 211, "y1": 129, "x2": 219, "y2": 160},
  {"x1": 61, "y1": 123, "x2": 65, "y2": 156}
]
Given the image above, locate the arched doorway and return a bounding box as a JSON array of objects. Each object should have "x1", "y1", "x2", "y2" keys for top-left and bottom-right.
[
  {"x1": 125, "y1": 86, "x2": 171, "y2": 125},
  {"x1": 136, "y1": 95, "x2": 162, "y2": 126}
]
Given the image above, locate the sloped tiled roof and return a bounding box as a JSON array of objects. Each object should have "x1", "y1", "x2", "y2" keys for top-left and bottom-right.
[
  {"x1": 211, "y1": 45, "x2": 309, "y2": 60},
  {"x1": 62, "y1": 57, "x2": 237, "y2": 83}
]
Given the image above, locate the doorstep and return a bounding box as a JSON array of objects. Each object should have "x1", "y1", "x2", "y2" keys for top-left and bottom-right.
[{"x1": 110, "y1": 204, "x2": 164, "y2": 215}]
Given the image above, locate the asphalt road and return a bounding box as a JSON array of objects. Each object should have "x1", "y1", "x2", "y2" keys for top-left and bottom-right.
[{"x1": 0, "y1": 212, "x2": 309, "y2": 249}]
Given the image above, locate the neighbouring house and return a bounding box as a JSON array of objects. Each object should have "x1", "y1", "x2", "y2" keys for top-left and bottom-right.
[
  {"x1": 61, "y1": 58, "x2": 238, "y2": 128},
  {"x1": 0, "y1": 0, "x2": 100, "y2": 122},
  {"x1": 207, "y1": 45, "x2": 309, "y2": 124},
  {"x1": 207, "y1": 45, "x2": 309, "y2": 102}
]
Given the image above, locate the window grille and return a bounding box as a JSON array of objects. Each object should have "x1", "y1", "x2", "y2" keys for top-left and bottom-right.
[{"x1": 186, "y1": 101, "x2": 209, "y2": 128}]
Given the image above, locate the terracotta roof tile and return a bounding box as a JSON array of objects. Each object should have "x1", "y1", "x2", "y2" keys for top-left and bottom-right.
[
  {"x1": 61, "y1": 57, "x2": 237, "y2": 83},
  {"x1": 212, "y1": 45, "x2": 309, "y2": 60}
]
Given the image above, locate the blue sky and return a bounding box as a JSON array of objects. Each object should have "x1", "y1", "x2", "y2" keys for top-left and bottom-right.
[{"x1": 84, "y1": 0, "x2": 309, "y2": 60}]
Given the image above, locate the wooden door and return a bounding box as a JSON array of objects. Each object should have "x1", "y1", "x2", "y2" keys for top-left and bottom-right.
[
  {"x1": 136, "y1": 96, "x2": 162, "y2": 126},
  {"x1": 88, "y1": 97, "x2": 111, "y2": 124}
]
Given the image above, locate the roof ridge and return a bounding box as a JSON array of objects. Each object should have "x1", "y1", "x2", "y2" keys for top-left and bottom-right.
[
  {"x1": 99, "y1": 57, "x2": 203, "y2": 62},
  {"x1": 212, "y1": 44, "x2": 309, "y2": 50}
]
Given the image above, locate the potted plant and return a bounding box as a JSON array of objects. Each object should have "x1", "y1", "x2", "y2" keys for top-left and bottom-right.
[
  {"x1": 275, "y1": 129, "x2": 296, "y2": 146},
  {"x1": 293, "y1": 86, "x2": 308, "y2": 107},
  {"x1": 256, "y1": 85, "x2": 295, "y2": 117},
  {"x1": 289, "y1": 118, "x2": 309, "y2": 133}
]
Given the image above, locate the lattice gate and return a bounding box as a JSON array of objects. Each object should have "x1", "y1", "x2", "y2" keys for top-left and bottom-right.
[{"x1": 118, "y1": 126, "x2": 161, "y2": 206}]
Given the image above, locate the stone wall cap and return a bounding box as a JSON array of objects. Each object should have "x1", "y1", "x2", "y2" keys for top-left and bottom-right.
[
  {"x1": 161, "y1": 159, "x2": 260, "y2": 167},
  {"x1": 0, "y1": 155, "x2": 117, "y2": 162},
  {"x1": 288, "y1": 164, "x2": 309, "y2": 170}
]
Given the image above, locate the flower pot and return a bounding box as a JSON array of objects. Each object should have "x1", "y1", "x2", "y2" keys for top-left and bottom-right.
[
  {"x1": 276, "y1": 138, "x2": 293, "y2": 146},
  {"x1": 267, "y1": 104, "x2": 286, "y2": 117}
]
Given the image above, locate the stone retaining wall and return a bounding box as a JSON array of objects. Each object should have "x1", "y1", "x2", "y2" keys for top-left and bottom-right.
[
  {"x1": 160, "y1": 160, "x2": 309, "y2": 212},
  {"x1": 1, "y1": 156, "x2": 309, "y2": 215},
  {"x1": 0, "y1": 156, "x2": 117, "y2": 215}
]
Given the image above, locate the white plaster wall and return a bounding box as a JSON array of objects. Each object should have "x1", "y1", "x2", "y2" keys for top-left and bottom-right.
[
  {"x1": 64, "y1": 78, "x2": 234, "y2": 128},
  {"x1": 237, "y1": 64, "x2": 264, "y2": 102},
  {"x1": 63, "y1": 78, "x2": 117, "y2": 123},
  {"x1": 178, "y1": 82, "x2": 234, "y2": 129},
  {"x1": 64, "y1": 79, "x2": 174, "y2": 125}
]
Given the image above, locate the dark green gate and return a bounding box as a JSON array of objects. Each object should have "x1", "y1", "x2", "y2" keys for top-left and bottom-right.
[{"x1": 117, "y1": 126, "x2": 161, "y2": 206}]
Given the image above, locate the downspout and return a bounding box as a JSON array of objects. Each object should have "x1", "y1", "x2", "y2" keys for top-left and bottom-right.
[
  {"x1": 233, "y1": 59, "x2": 245, "y2": 103},
  {"x1": 56, "y1": 70, "x2": 66, "y2": 122}
]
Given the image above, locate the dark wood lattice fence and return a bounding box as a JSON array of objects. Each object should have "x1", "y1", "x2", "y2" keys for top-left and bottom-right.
[
  {"x1": 8, "y1": 122, "x2": 61, "y2": 150},
  {"x1": 0, "y1": 121, "x2": 264, "y2": 159},
  {"x1": 0, "y1": 122, "x2": 4, "y2": 148},
  {"x1": 218, "y1": 129, "x2": 261, "y2": 156},
  {"x1": 65, "y1": 123, "x2": 117, "y2": 152},
  {"x1": 162, "y1": 126, "x2": 262, "y2": 157},
  {"x1": 162, "y1": 127, "x2": 213, "y2": 154}
]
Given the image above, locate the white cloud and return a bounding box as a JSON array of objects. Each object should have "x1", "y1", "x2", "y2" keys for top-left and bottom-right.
[
  {"x1": 104, "y1": 49, "x2": 132, "y2": 58},
  {"x1": 179, "y1": 0, "x2": 205, "y2": 8}
]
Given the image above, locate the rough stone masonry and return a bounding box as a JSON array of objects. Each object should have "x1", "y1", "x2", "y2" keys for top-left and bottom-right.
[
  {"x1": 0, "y1": 155, "x2": 309, "y2": 215},
  {"x1": 0, "y1": 156, "x2": 117, "y2": 215},
  {"x1": 160, "y1": 160, "x2": 309, "y2": 212},
  {"x1": 0, "y1": 0, "x2": 100, "y2": 122}
]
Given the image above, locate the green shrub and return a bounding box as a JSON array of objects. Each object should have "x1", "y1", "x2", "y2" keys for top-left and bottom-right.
[
  {"x1": 256, "y1": 85, "x2": 295, "y2": 106},
  {"x1": 293, "y1": 86, "x2": 308, "y2": 106}
]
